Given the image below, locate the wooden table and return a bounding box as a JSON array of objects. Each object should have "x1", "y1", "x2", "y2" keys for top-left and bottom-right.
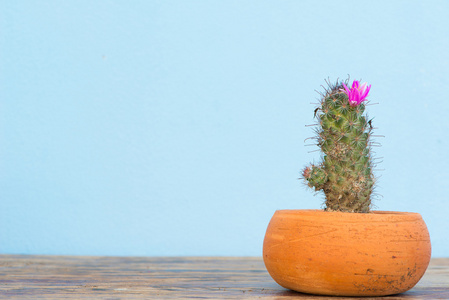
[{"x1": 0, "y1": 255, "x2": 447, "y2": 299}]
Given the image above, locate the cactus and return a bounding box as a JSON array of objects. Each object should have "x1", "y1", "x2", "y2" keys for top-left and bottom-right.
[{"x1": 302, "y1": 79, "x2": 377, "y2": 213}]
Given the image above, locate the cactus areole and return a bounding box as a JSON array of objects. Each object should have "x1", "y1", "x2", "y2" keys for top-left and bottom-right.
[{"x1": 302, "y1": 79, "x2": 376, "y2": 213}]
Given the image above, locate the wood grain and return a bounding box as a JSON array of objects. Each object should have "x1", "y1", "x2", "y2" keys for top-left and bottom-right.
[{"x1": 0, "y1": 255, "x2": 447, "y2": 299}]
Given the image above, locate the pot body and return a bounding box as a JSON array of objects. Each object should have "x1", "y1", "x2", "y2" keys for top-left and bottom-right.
[{"x1": 263, "y1": 209, "x2": 431, "y2": 296}]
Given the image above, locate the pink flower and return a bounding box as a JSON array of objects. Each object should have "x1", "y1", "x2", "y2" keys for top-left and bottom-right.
[{"x1": 341, "y1": 80, "x2": 371, "y2": 106}]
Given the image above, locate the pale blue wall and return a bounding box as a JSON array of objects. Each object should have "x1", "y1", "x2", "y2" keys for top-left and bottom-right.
[{"x1": 1, "y1": 0, "x2": 448, "y2": 257}]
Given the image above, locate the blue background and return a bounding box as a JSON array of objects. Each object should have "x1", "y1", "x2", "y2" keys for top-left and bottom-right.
[{"x1": 1, "y1": 1, "x2": 448, "y2": 257}]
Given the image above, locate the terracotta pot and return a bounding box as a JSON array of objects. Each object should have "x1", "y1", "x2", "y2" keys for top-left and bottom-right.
[{"x1": 263, "y1": 209, "x2": 431, "y2": 296}]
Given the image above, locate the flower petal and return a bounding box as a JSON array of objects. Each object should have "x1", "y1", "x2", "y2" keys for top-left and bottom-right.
[
  {"x1": 359, "y1": 82, "x2": 367, "y2": 92},
  {"x1": 342, "y1": 82, "x2": 350, "y2": 94},
  {"x1": 361, "y1": 84, "x2": 371, "y2": 100}
]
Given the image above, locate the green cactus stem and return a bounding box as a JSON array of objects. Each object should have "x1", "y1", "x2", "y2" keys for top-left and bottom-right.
[{"x1": 302, "y1": 79, "x2": 376, "y2": 213}]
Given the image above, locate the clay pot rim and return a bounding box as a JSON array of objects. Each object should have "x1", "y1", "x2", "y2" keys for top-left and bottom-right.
[{"x1": 274, "y1": 209, "x2": 422, "y2": 221}]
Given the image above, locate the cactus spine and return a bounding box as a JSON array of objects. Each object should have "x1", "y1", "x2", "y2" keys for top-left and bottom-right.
[{"x1": 302, "y1": 79, "x2": 376, "y2": 213}]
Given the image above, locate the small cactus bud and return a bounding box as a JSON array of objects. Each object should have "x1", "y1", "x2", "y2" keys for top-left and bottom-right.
[{"x1": 302, "y1": 165, "x2": 328, "y2": 191}]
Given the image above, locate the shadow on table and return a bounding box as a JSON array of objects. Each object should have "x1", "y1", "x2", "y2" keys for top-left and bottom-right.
[{"x1": 260, "y1": 287, "x2": 449, "y2": 300}]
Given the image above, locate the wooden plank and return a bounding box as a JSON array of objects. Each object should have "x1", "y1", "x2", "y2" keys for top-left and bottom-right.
[{"x1": 0, "y1": 255, "x2": 447, "y2": 299}]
